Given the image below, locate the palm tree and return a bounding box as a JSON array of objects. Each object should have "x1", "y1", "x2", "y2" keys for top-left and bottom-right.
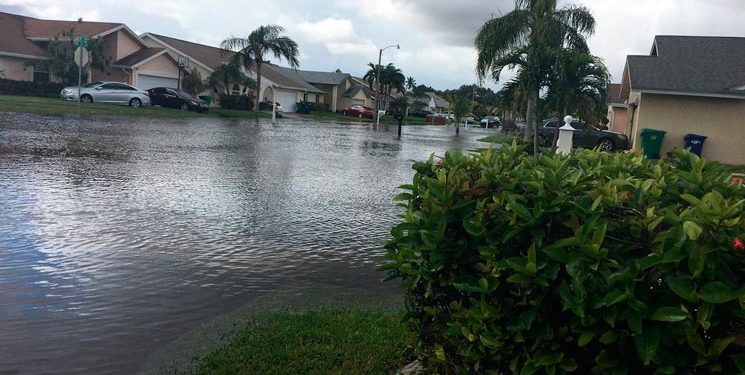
[
  {"x1": 475, "y1": 0, "x2": 596, "y2": 153},
  {"x1": 207, "y1": 63, "x2": 244, "y2": 95},
  {"x1": 543, "y1": 50, "x2": 609, "y2": 147},
  {"x1": 221, "y1": 25, "x2": 299, "y2": 112},
  {"x1": 545, "y1": 50, "x2": 609, "y2": 126},
  {"x1": 364, "y1": 63, "x2": 405, "y2": 111},
  {"x1": 406, "y1": 76, "x2": 416, "y2": 91},
  {"x1": 449, "y1": 95, "x2": 471, "y2": 135}
]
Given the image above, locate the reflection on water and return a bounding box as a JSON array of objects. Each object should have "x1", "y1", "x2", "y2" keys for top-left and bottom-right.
[{"x1": 0, "y1": 113, "x2": 496, "y2": 374}]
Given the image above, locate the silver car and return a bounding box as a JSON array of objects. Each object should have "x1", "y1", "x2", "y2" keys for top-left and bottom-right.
[{"x1": 60, "y1": 81, "x2": 150, "y2": 108}]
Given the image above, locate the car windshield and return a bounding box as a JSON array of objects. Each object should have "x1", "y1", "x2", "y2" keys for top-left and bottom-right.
[{"x1": 83, "y1": 82, "x2": 103, "y2": 88}]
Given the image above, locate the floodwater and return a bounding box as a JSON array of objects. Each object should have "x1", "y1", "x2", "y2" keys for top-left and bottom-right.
[{"x1": 0, "y1": 112, "x2": 496, "y2": 374}]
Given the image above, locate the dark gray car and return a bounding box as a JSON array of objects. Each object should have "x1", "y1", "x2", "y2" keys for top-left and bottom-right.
[{"x1": 520, "y1": 119, "x2": 630, "y2": 151}]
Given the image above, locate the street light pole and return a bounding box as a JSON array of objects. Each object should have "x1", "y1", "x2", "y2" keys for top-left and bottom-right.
[{"x1": 375, "y1": 44, "x2": 399, "y2": 130}]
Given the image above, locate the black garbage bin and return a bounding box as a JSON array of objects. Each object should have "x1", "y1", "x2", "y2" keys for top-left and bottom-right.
[{"x1": 684, "y1": 134, "x2": 707, "y2": 156}]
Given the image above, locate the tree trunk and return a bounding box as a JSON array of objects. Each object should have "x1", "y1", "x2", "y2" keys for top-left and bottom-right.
[
  {"x1": 255, "y1": 62, "x2": 262, "y2": 113},
  {"x1": 455, "y1": 121, "x2": 460, "y2": 135},
  {"x1": 525, "y1": 90, "x2": 538, "y2": 155}
]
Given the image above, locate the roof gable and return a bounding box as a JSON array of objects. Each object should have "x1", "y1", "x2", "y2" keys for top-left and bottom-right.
[
  {"x1": 0, "y1": 12, "x2": 47, "y2": 58},
  {"x1": 626, "y1": 35, "x2": 745, "y2": 99},
  {"x1": 142, "y1": 33, "x2": 233, "y2": 71},
  {"x1": 112, "y1": 48, "x2": 172, "y2": 68}
]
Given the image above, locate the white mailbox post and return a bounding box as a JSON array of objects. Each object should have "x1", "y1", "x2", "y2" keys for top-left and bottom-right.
[{"x1": 556, "y1": 115, "x2": 576, "y2": 155}]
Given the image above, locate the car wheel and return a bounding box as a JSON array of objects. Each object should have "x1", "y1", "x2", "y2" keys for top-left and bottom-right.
[
  {"x1": 180, "y1": 103, "x2": 190, "y2": 111},
  {"x1": 597, "y1": 138, "x2": 615, "y2": 152},
  {"x1": 80, "y1": 94, "x2": 93, "y2": 103},
  {"x1": 129, "y1": 98, "x2": 142, "y2": 108}
]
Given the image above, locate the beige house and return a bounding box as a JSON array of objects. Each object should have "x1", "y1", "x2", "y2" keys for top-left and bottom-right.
[
  {"x1": 607, "y1": 83, "x2": 627, "y2": 134},
  {"x1": 0, "y1": 11, "x2": 179, "y2": 89},
  {"x1": 621, "y1": 35, "x2": 745, "y2": 165}
]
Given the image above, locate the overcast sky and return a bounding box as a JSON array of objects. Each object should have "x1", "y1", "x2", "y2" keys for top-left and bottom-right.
[{"x1": 2, "y1": 0, "x2": 744, "y2": 90}]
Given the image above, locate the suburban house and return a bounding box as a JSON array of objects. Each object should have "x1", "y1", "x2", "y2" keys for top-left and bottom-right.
[
  {"x1": 607, "y1": 83, "x2": 627, "y2": 133},
  {"x1": 621, "y1": 35, "x2": 745, "y2": 164},
  {"x1": 0, "y1": 11, "x2": 180, "y2": 89},
  {"x1": 142, "y1": 33, "x2": 342, "y2": 112},
  {"x1": 425, "y1": 92, "x2": 450, "y2": 113},
  {"x1": 342, "y1": 76, "x2": 377, "y2": 108}
]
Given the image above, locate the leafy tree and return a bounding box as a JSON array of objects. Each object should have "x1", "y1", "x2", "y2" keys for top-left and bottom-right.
[
  {"x1": 449, "y1": 94, "x2": 470, "y2": 135},
  {"x1": 47, "y1": 29, "x2": 110, "y2": 86},
  {"x1": 207, "y1": 62, "x2": 244, "y2": 95},
  {"x1": 181, "y1": 67, "x2": 205, "y2": 96},
  {"x1": 475, "y1": 0, "x2": 596, "y2": 154},
  {"x1": 221, "y1": 25, "x2": 299, "y2": 112}
]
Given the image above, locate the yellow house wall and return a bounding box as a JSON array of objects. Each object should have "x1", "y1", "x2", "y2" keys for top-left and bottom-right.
[
  {"x1": 0, "y1": 56, "x2": 33, "y2": 81},
  {"x1": 631, "y1": 92, "x2": 745, "y2": 165}
]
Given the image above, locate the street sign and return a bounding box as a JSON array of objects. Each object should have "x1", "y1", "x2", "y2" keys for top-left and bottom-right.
[
  {"x1": 74, "y1": 46, "x2": 89, "y2": 67},
  {"x1": 75, "y1": 37, "x2": 88, "y2": 48}
]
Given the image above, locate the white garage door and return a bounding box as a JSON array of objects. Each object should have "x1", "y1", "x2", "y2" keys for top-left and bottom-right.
[
  {"x1": 275, "y1": 90, "x2": 297, "y2": 112},
  {"x1": 137, "y1": 74, "x2": 178, "y2": 90},
  {"x1": 352, "y1": 99, "x2": 365, "y2": 106}
]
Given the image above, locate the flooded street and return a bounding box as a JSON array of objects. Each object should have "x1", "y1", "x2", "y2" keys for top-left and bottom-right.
[{"x1": 0, "y1": 113, "x2": 496, "y2": 374}]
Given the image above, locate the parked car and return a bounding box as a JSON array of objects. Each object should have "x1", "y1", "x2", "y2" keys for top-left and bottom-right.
[
  {"x1": 411, "y1": 110, "x2": 433, "y2": 118},
  {"x1": 60, "y1": 81, "x2": 150, "y2": 107},
  {"x1": 147, "y1": 87, "x2": 208, "y2": 112},
  {"x1": 521, "y1": 118, "x2": 630, "y2": 151},
  {"x1": 480, "y1": 116, "x2": 501, "y2": 128},
  {"x1": 343, "y1": 105, "x2": 374, "y2": 119},
  {"x1": 259, "y1": 100, "x2": 284, "y2": 112}
]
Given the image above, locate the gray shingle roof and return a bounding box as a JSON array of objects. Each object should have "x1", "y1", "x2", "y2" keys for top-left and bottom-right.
[
  {"x1": 262, "y1": 64, "x2": 325, "y2": 94},
  {"x1": 627, "y1": 36, "x2": 745, "y2": 98},
  {"x1": 343, "y1": 84, "x2": 375, "y2": 98},
  {"x1": 112, "y1": 48, "x2": 166, "y2": 67},
  {"x1": 426, "y1": 92, "x2": 449, "y2": 108},
  {"x1": 293, "y1": 69, "x2": 349, "y2": 85}
]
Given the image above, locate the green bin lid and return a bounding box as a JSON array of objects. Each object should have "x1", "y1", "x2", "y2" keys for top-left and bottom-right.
[{"x1": 641, "y1": 128, "x2": 666, "y2": 135}]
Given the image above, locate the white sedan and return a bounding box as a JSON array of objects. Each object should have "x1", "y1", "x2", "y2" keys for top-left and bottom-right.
[{"x1": 60, "y1": 81, "x2": 151, "y2": 108}]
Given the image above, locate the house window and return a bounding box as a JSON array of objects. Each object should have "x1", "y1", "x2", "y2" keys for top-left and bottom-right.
[
  {"x1": 303, "y1": 92, "x2": 308, "y2": 102},
  {"x1": 315, "y1": 94, "x2": 320, "y2": 103},
  {"x1": 232, "y1": 84, "x2": 240, "y2": 96},
  {"x1": 33, "y1": 64, "x2": 50, "y2": 83}
]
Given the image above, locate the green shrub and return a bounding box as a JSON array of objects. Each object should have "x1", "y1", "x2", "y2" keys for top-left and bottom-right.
[
  {"x1": 0, "y1": 78, "x2": 65, "y2": 97},
  {"x1": 384, "y1": 144, "x2": 745, "y2": 374}
]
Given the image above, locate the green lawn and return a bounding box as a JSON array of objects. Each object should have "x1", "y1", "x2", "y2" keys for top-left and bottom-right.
[
  {"x1": 197, "y1": 309, "x2": 410, "y2": 375},
  {"x1": 0, "y1": 94, "x2": 271, "y2": 119},
  {"x1": 479, "y1": 134, "x2": 519, "y2": 144},
  {"x1": 301, "y1": 111, "x2": 431, "y2": 125}
]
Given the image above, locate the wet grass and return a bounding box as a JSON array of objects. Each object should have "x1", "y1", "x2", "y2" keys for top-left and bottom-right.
[
  {"x1": 196, "y1": 309, "x2": 410, "y2": 375},
  {"x1": 479, "y1": 134, "x2": 517, "y2": 144},
  {"x1": 0, "y1": 94, "x2": 270, "y2": 119}
]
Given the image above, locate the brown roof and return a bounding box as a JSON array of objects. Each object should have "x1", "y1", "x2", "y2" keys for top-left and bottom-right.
[
  {"x1": 608, "y1": 83, "x2": 623, "y2": 105},
  {"x1": 23, "y1": 17, "x2": 122, "y2": 39},
  {"x1": 0, "y1": 12, "x2": 48, "y2": 58},
  {"x1": 144, "y1": 33, "x2": 234, "y2": 70},
  {"x1": 112, "y1": 48, "x2": 167, "y2": 67}
]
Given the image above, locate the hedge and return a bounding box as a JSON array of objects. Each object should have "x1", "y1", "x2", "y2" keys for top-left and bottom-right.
[
  {"x1": 0, "y1": 78, "x2": 65, "y2": 97},
  {"x1": 218, "y1": 94, "x2": 253, "y2": 110},
  {"x1": 384, "y1": 144, "x2": 745, "y2": 374}
]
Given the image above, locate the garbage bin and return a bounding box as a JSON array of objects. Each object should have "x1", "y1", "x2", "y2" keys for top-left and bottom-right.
[
  {"x1": 684, "y1": 134, "x2": 707, "y2": 156},
  {"x1": 640, "y1": 128, "x2": 667, "y2": 159},
  {"x1": 198, "y1": 96, "x2": 212, "y2": 106}
]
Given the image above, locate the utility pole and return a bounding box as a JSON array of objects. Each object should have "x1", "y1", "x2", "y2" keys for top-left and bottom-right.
[{"x1": 374, "y1": 44, "x2": 400, "y2": 130}]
